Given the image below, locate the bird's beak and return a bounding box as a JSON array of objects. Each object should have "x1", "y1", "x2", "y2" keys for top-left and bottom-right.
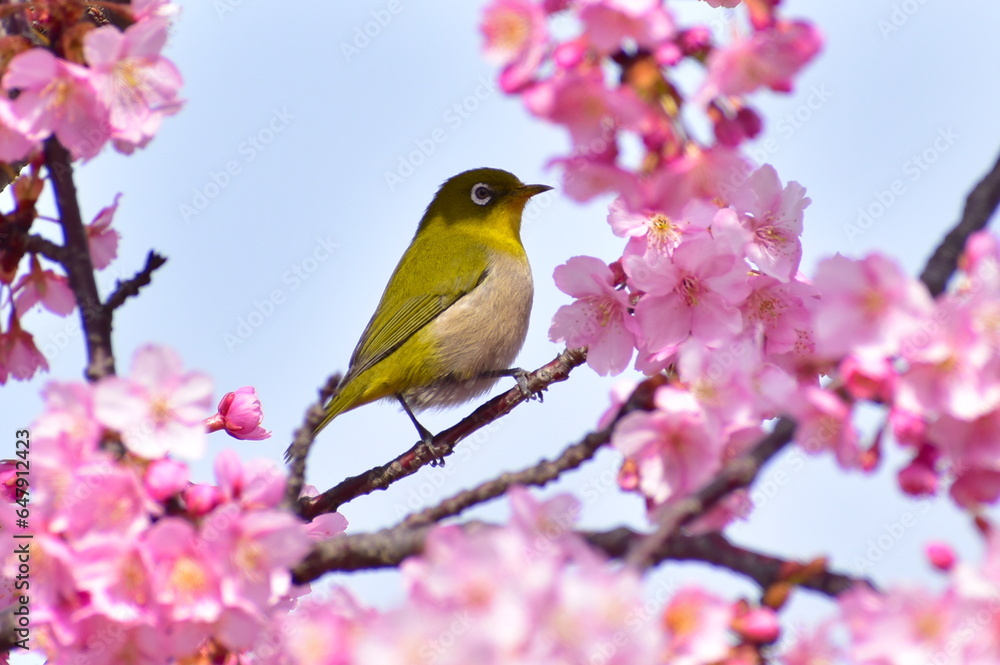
[{"x1": 514, "y1": 183, "x2": 554, "y2": 200}]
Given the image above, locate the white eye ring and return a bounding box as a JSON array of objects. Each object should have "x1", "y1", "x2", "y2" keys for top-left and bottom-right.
[{"x1": 470, "y1": 183, "x2": 493, "y2": 206}]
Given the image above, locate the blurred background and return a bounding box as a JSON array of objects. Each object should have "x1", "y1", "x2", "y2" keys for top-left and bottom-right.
[{"x1": 5, "y1": 0, "x2": 1000, "y2": 633}]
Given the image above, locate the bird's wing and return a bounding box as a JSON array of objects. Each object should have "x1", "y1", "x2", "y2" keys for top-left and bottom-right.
[{"x1": 342, "y1": 239, "x2": 490, "y2": 383}]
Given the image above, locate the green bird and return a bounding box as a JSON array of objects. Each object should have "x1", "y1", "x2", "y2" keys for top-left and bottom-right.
[{"x1": 290, "y1": 168, "x2": 550, "y2": 459}]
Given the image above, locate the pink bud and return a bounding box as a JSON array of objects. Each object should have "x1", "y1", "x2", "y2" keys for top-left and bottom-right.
[
  {"x1": 926, "y1": 541, "x2": 956, "y2": 571},
  {"x1": 144, "y1": 458, "x2": 189, "y2": 502},
  {"x1": 215, "y1": 386, "x2": 271, "y2": 441},
  {"x1": 732, "y1": 607, "x2": 780, "y2": 643},
  {"x1": 184, "y1": 483, "x2": 224, "y2": 516}
]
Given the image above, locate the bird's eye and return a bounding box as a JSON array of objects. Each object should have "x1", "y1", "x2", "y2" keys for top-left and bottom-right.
[{"x1": 470, "y1": 183, "x2": 493, "y2": 206}]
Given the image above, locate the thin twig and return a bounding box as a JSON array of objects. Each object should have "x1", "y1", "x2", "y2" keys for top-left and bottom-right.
[
  {"x1": 282, "y1": 373, "x2": 341, "y2": 510},
  {"x1": 24, "y1": 234, "x2": 66, "y2": 263},
  {"x1": 44, "y1": 137, "x2": 115, "y2": 380},
  {"x1": 298, "y1": 348, "x2": 588, "y2": 520},
  {"x1": 103, "y1": 250, "x2": 167, "y2": 313}
]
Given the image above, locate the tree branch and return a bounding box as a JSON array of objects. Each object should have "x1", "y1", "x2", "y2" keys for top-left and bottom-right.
[
  {"x1": 401, "y1": 373, "x2": 667, "y2": 528},
  {"x1": 920, "y1": 150, "x2": 1000, "y2": 296},
  {"x1": 102, "y1": 250, "x2": 167, "y2": 313},
  {"x1": 44, "y1": 137, "x2": 115, "y2": 380},
  {"x1": 297, "y1": 348, "x2": 588, "y2": 520},
  {"x1": 292, "y1": 522, "x2": 867, "y2": 599}
]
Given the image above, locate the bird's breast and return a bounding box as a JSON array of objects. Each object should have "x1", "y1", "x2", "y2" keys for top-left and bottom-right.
[{"x1": 406, "y1": 249, "x2": 533, "y2": 409}]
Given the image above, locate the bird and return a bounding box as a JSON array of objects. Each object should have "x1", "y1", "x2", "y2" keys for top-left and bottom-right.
[{"x1": 287, "y1": 167, "x2": 551, "y2": 461}]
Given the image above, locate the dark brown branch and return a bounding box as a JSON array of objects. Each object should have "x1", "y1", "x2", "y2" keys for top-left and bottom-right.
[
  {"x1": 920, "y1": 150, "x2": 1000, "y2": 296},
  {"x1": 102, "y1": 250, "x2": 167, "y2": 313},
  {"x1": 584, "y1": 528, "x2": 868, "y2": 598},
  {"x1": 401, "y1": 373, "x2": 667, "y2": 528},
  {"x1": 625, "y1": 418, "x2": 797, "y2": 569},
  {"x1": 298, "y1": 348, "x2": 589, "y2": 520},
  {"x1": 292, "y1": 522, "x2": 867, "y2": 599},
  {"x1": 44, "y1": 137, "x2": 115, "y2": 380}
]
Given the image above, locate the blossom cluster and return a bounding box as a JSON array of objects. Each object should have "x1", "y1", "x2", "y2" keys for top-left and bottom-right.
[
  {"x1": 0, "y1": 345, "x2": 337, "y2": 662},
  {"x1": 0, "y1": 0, "x2": 183, "y2": 385},
  {"x1": 486, "y1": 0, "x2": 1000, "y2": 522},
  {"x1": 246, "y1": 488, "x2": 781, "y2": 665}
]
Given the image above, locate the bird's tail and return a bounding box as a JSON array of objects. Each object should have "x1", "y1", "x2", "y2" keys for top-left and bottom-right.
[{"x1": 283, "y1": 380, "x2": 370, "y2": 464}]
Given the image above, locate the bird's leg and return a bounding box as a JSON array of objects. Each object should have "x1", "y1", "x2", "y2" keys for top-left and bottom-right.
[
  {"x1": 395, "y1": 394, "x2": 445, "y2": 466},
  {"x1": 479, "y1": 367, "x2": 541, "y2": 402}
]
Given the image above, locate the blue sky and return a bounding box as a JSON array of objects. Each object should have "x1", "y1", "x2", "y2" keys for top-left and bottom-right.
[{"x1": 6, "y1": 0, "x2": 1000, "y2": 632}]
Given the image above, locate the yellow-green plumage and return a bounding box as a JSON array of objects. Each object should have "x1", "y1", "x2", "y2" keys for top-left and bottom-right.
[{"x1": 308, "y1": 167, "x2": 550, "y2": 444}]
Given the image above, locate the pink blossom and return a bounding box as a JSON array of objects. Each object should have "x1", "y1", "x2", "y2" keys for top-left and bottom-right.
[
  {"x1": 2, "y1": 48, "x2": 108, "y2": 160},
  {"x1": 0, "y1": 98, "x2": 36, "y2": 161},
  {"x1": 742, "y1": 273, "x2": 816, "y2": 357},
  {"x1": 481, "y1": 0, "x2": 548, "y2": 92},
  {"x1": 840, "y1": 585, "x2": 959, "y2": 665},
  {"x1": 87, "y1": 193, "x2": 122, "y2": 269},
  {"x1": 597, "y1": 378, "x2": 638, "y2": 430},
  {"x1": 549, "y1": 153, "x2": 635, "y2": 202},
  {"x1": 12, "y1": 255, "x2": 76, "y2": 317},
  {"x1": 662, "y1": 587, "x2": 734, "y2": 665},
  {"x1": 144, "y1": 517, "x2": 224, "y2": 623},
  {"x1": 84, "y1": 19, "x2": 184, "y2": 151},
  {"x1": 549, "y1": 255, "x2": 638, "y2": 375},
  {"x1": 607, "y1": 195, "x2": 715, "y2": 258},
  {"x1": 627, "y1": 235, "x2": 751, "y2": 353},
  {"x1": 1, "y1": 324, "x2": 49, "y2": 382},
  {"x1": 203, "y1": 507, "x2": 310, "y2": 608},
  {"x1": 131, "y1": 0, "x2": 180, "y2": 22},
  {"x1": 94, "y1": 345, "x2": 213, "y2": 459},
  {"x1": 812, "y1": 252, "x2": 933, "y2": 359},
  {"x1": 523, "y1": 70, "x2": 648, "y2": 151},
  {"x1": 791, "y1": 386, "x2": 859, "y2": 469},
  {"x1": 897, "y1": 299, "x2": 1000, "y2": 421},
  {"x1": 677, "y1": 340, "x2": 760, "y2": 431},
  {"x1": 51, "y1": 463, "x2": 152, "y2": 543},
  {"x1": 727, "y1": 164, "x2": 809, "y2": 281},
  {"x1": 699, "y1": 21, "x2": 823, "y2": 101},
  {"x1": 205, "y1": 386, "x2": 271, "y2": 440},
  {"x1": 640, "y1": 146, "x2": 752, "y2": 213},
  {"x1": 578, "y1": 0, "x2": 674, "y2": 55},
  {"x1": 74, "y1": 538, "x2": 157, "y2": 623},
  {"x1": 612, "y1": 386, "x2": 723, "y2": 506},
  {"x1": 306, "y1": 512, "x2": 350, "y2": 541},
  {"x1": 213, "y1": 449, "x2": 286, "y2": 510},
  {"x1": 780, "y1": 623, "x2": 842, "y2": 665},
  {"x1": 950, "y1": 469, "x2": 1000, "y2": 508}
]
